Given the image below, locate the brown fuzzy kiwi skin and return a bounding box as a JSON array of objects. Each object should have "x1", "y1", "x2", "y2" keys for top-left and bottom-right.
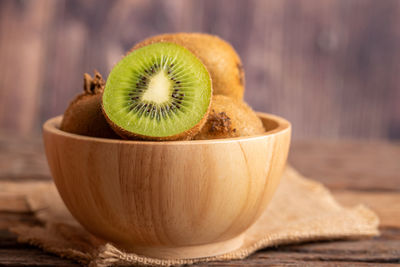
[
  {"x1": 60, "y1": 71, "x2": 120, "y2": 139},
  {"x1": 194, "y1": 95, "x2": 265, "y2": 140},
  {"x1": 132, "y1": 33, "x2": 245, "y2": 100}
]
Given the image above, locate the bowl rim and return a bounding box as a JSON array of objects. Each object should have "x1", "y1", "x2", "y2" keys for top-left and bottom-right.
[{"x1": 43, "y1": 112, "x2": 291, "y2": 145}]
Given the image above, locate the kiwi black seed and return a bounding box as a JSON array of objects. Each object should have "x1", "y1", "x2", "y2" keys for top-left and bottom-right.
[{"x1": 102, "y1": 42, "x2": 212, "y2": 141}]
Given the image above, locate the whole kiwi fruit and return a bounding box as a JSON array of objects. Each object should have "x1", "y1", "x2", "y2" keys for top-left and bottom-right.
[
  {"x1": 132, "y1": 33, "x2": 245, "y2": 100},
  {"x1": 60, "y1": 71, "x2": 119, "y2": 139},
  {"x1": 102, "y1": 42, "x2": 212, "y2": 141},
  {"x1": 194, "y1": 95, "x2": 265, "y2": 140}
]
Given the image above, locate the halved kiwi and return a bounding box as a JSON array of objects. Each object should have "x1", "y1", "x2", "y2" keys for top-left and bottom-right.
[
  {"x1": 132, "y1": 33, "x2": 245, "y2": 100},
  {"x1": 60, "y1": 71, "x2": 120, "y2": 139},
  {"x1": 194, "y1": 95, "x2": 265, "y2": 140},
  {"x1": 102, "y1": 42, "x2": 212, "y2": 141}
]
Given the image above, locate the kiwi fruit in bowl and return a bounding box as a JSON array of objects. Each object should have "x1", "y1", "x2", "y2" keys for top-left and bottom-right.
[
  {"x1": 60, "y1": 71, "x2": 119, "y2": 139},
  {"x1": 132, "y1": 33, "x2": 245, "y2": 100},
  {"x1": 44, "y1": 33, "x2": 292, "y2": 259},
  {"x1": 102, "y1": 42, "x2": 212, "y2": 141},
  {"x1": 194, "y1": 95, "x2": 265, "y2": 140}
]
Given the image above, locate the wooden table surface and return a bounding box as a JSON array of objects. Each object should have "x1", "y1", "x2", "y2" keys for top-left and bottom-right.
[{"x1": 0, "y1": 135, "x2": 399, "y2": 266}]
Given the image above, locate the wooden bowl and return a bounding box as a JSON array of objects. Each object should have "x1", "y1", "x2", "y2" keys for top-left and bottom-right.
[{"x1": 43, "y1": 112, "x2": 291, "y2": 259}]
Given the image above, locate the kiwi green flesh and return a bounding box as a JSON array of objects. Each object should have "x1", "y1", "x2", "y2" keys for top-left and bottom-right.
[{"x1": 103, "y1": 42, "x2": 212, "y2": 138}]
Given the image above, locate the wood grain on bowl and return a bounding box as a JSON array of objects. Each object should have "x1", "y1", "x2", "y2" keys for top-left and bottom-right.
[{"x1": 42, "y1": 113, "x2": 291, "y2": 259}]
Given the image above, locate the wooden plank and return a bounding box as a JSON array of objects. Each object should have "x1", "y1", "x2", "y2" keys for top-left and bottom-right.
[
  {"x1": 0, "y1": 229, "x2": 34, "y2": 248},
  {"x1": 0, "y1": 228, "x2": 77, "y2": 266},
  {"x1": 0, "y1": 0, "x2": 56, "y2": 135},
  {"x1": 0, "y1": 249, "x2": 78, "y2": 266},
  {"x1": 289, "y1": 140, "x2": 400, "y2": 191},
  {"x1": 334, "y1": 191, "x2": 400, "y2": 228},
  {"x1": 0, "y1": 213, "x2": 40, "y2": 230},
  {"x1": 1, "y1": 0, "x2": 400, "y2": 139},
  {"x1": 0, "y1": 226, "x2": 398, "y2": 266},
  {"x1": 196, "y1": 261, "x2": 394, "y2": 266},
  {"x1": 0, "y1": 195, "x2": 29, "y2": 213},
  {"x1": 249, "y1": 0, "x2": 400, "y2": 139},
  {"x1": 0, "y1": 134, "x2": 50, "y2": 182}
]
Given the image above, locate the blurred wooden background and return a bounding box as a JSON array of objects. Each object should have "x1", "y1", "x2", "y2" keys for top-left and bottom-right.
[{"x1": 0, "y1": 0, "x2": 399, "y2": 139}]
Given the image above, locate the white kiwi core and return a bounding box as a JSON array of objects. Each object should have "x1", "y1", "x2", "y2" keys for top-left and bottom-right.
[{"x1": 141, "y1": 71, "x2": 172, "y2": 104}]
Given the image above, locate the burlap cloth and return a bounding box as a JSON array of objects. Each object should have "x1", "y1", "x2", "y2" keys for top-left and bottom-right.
[{"x1": 0, "y1": 166, "x2": 379, "y2": 266}]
